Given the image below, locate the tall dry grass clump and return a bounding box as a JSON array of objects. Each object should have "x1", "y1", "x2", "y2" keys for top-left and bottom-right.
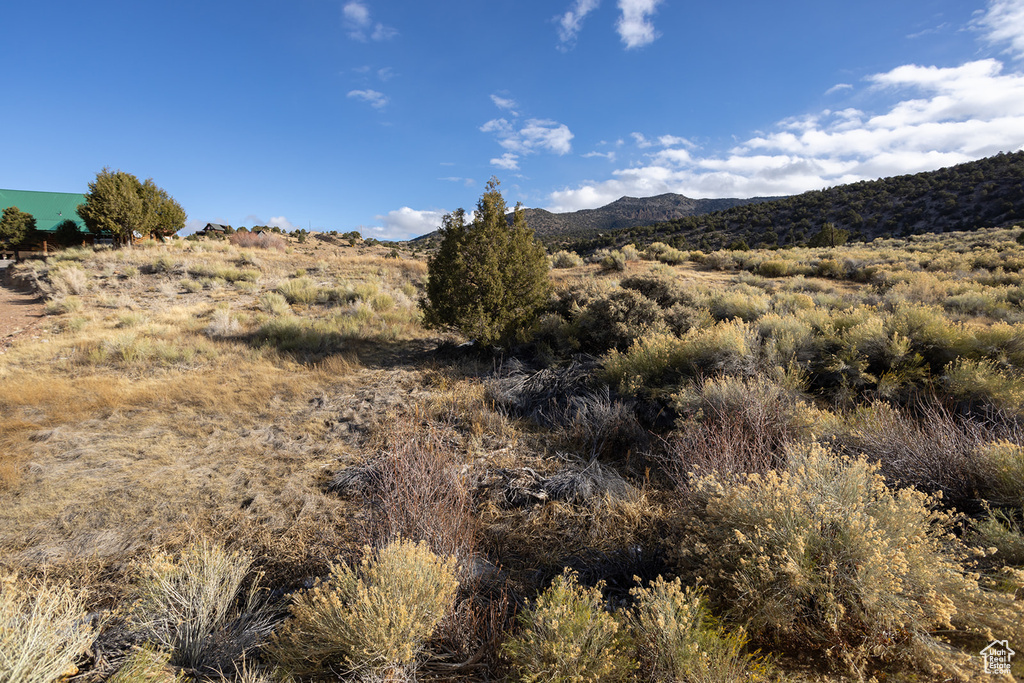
[
  {"x1": 679, "y1": 442, "x2": 984, "y2": 672},
  {"x1": 270, "y1": 539, "x2": 459, "y2": 679},
  {"x1": 502, "y1": 569, "x2": 635, "y2": 683},
  {"x1": 228, "y1": 232, "x2": 286, "y2": 251},
  {"x1": 0, "y1": 573, "x2": 95, "y2": 683},
  {"x1": 336, "y1": 417, "x2": 480, "y2": 564},
  {"x1": 131, "y1": 540, "x2": 273, "y2": 673},
  {"x1": 667, "y1": 374, "x2": 802, "y2": 478},
  {"x1": 105, "y1": 645, "x2": 185, "y2": 683}
]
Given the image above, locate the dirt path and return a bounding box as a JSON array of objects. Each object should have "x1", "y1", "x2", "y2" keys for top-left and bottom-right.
[{"x1": 0, "y1": 265, "x2": 46, "y2": 353}]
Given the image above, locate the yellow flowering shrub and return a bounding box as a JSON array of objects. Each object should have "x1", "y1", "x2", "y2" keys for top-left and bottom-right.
[
  {"x1": 503, "y1": 569, "x2": 635, "y2": 683},
  {"x1": 680, "y1": 442, "x2": 982, "y2": 670},
  {"x1": 629, "y1": 576, "x2": 769, "y2": 682},
  {"x1": 270, "y1": 539, "x2": 458, "y2": 678}
]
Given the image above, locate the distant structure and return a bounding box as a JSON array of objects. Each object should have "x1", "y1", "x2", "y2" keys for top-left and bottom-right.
[
  {"x1": 0, "y1": 189, "x2": 88, "y2": 233},
  {"x1": 199, "y1": 223, "x2": 231, "y2": 236}
]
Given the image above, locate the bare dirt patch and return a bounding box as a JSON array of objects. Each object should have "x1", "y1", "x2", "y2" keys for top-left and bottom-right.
[{"x1": 0, "y1": 267, "x2": 46, "y2": 352}]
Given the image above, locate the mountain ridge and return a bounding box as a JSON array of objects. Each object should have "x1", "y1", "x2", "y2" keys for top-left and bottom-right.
[{"x1": 408, "y1": 192, "x2": 782, "y2": 244}]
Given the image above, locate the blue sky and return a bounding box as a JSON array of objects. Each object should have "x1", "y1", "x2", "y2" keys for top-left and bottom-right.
[{"x1": 3, "y1": 0, "x2": 1024, "y2": 239}]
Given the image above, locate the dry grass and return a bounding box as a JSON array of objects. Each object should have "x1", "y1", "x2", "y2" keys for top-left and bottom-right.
[
  {"x1": 3, "y1": 233, "x2": 1024, "y2": 681},
  {"x1": 0, "y1": 572, "x2": 95, "y2": 682}
]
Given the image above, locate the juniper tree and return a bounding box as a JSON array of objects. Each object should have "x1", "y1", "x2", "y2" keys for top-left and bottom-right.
[
  {"x1": 422, "y1": 178, "x2": 550, "y2": 346},
  {"x1": 77, "y1": 168, "x2": 186, "y2": 246},
  {"x1": 0, "y1": 206, "x2": 36, "y2": 247}
]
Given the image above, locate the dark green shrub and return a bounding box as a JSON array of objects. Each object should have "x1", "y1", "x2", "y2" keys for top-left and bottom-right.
[
  {"x1": 600, "y1": 250, "x2": 627, "y2": 272},
  {"x1": 619, "y1": 275, "x2": 691, "y2": 308},
  {"x1": 576, "y1": 289, "x2": 666, "y2": 353},
  {"x1": 422, "y1": 179, "x2": 550, "y2": 346}
]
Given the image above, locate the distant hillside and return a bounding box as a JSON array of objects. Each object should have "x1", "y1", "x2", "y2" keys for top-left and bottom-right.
[
  {"x1": 518, "y1": 193, "x2": 780, "y2": 241},
  {"x1": 409, "y1": 193, "x2": 780, "y2": 246},
  {"x1": 570, "y1": 151, "x2": 1024, "y2": 253}
]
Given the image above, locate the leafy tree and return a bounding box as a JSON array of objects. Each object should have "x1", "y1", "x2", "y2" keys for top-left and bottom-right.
[
  {"x1": 0, "y1": 206, "x2": 36, "y2": 247},
  {"x1": 808, "y1": 222, "x2": 850, "y2": 248},
  {"x1": 422, "y1": 178, "x2": 550, "y2": 346},
  {"x1": 77, "y1": 168, "x2": 186, "y2": 245},
  {"x1": 141, "y1": 179, "x2": 187, "y2": 239}
]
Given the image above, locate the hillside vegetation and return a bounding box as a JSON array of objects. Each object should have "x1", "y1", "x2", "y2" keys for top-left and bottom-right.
[
  {"x1": 571, "y1": 150, "x2": 1024, "y2": 252},
  {"x1": 1, "y1": 224, "x2": 1024, "y2": 681}
]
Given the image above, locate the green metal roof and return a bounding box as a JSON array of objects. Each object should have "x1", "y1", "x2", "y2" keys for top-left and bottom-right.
[{"x1": 0, "y1": 189, "x2": 88, "y2": 232}]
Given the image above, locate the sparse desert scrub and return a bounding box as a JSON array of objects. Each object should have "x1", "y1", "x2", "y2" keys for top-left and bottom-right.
[
  {"x1": 667, "y1": 373, "x2": 802, "y2": 478},
  {"x1": 276, "y1": 276, "x2": 319, "y2": 304},
  {"x1": 550, "y1": 250, "x2": 584, "y2": 268},
  {"x1": 43, "y1": 294, "x2": 82, "y2": 315},
  {"x1": 0, "y1": 573, "x2": 95, "y2": 683},
  {"x1": 345, "y1": 416, "x2": 479, "y2": 562},
  {"x1": 599, "y1": 249, "x2": 627, "y2": 272},
  {"x1": 502, "y1": 569, "x2": 636, "y2": 683},
  {"x1": 270, "y1": 539, "x2": 459, "y2": 679},
  {"x1": 677, "y1": 442, "x2": 990, "y2": 673},
  {"x1": 130, "y1": 540, "x2": 273, "y2": 673},
  {"x1": 105, "y1": 645, "x2": 186, "y2": 683},
  {"x1": 603, "y1": 320, "x2": 759, "y2": 394},
  {"x1": 187, "y1": 263, "x2": 260, "y2": 284},
  {"x1": 258, "y1": 291, "x2": 290, "y2": 315},
  {"x1": 973, "y1": 507, "x2": 1024, "y2": 567},
  {"x1": 574, "y1": 288, "x2": 667, "y2": 352},
  {"x1": 205, "y1": 308, "x2": 241, "y2": 338},
  {"x1": 228, "y1": 231, "x2": 286, "y2": 250},
  {"x1": 6, "y1": 232, "x2": 1024, "y2": 680},
  {"x1": 830, "y1": 400, "x2": 1023, "y2": 512},
  {"x1": 629, "y1": 576, "x2": 767, "y2": 683},
  {"x1": 46, "y1": 263, "x2": 90, "y2": 296}
]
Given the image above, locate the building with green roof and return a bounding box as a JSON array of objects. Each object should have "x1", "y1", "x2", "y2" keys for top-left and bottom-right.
[{"x1": 0, "y1": 189, "x2": 88, "y2": 232}]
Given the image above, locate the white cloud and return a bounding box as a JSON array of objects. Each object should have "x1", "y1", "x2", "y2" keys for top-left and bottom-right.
[
  {"x1": 583, "y1": 150, "x2": 617, "y2": 161},
  {"x1": 617, "y1": 0, "x2": 663, "y2": 49},
  {"x1": 973, "y1": 0, "x2": 1024, "y2": 59},
  {"x1": 480, "y1": 118, "x2": 513, "y2": 135},
  {"x1": 490, "y1": 94, "x2": 519, "y2": 115},
  {"x1": 557, "y1": 0, "x2": 600, "y2": 50},
  {"x1": 907, "y1": 23, "x2": 949, "y2": 40},
  {"x1": 372, "y1": 207, "x2": 448, "y2": 240},
  {"x1": 371, "y1": 24, "x2": 398, "y2": 41},
  {"x1": 439, "y1": 176, "x2": 476, "y2": 187},
  {"x1": 481, "y1": 117, "x2": 574, "y2": 156},
  {"x1": 546, "y1": 56, "x2": 1024, "y2": 212},
  {"x1": 343, "y1": 1, "x2": 396, "y2": 42},
  {"x1": 491, "y1": 153, "x2": 521, "y2": 170},
  {"x1": 347, "y1": 89, "x2": 389, "y2": 109},
  {"x1": 826, "y1": 83, "x2": 854, "y2": 95},
  {"x1": 633, "y1": 132, "x2": 690, "y2": 148},
  {"x1": 343, "y1": 2, "x2": 370, "y2": 28},
  {"x1": 268, "y1": 216, "x2": 298, "y2": 232},
  {"x1": 631, "y1": 132, "x2": 654, "y2": 147},
  {"x1": 521, "y1": 119, "x2": 574, "y2": 154},
  {"x1": 658, "y1": 134, "x2": 692, "y2": 147},
  {"x1": 377, "y1": 67, "x2": 396, "y2": 81}
]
